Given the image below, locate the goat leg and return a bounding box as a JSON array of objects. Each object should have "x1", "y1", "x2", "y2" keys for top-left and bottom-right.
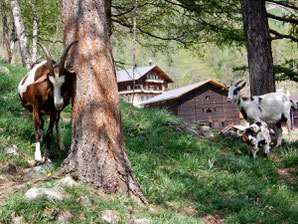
[{"x1": 33, "y1": 107, "x2": 45, "y2": 166}]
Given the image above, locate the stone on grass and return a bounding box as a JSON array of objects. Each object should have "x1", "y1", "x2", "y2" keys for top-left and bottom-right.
[
  {"x1": 79, "y1": 195, "x2": 92, "y2": 206},
  {"x1": 57, "y1": 175, "x2": 78, "y2": 187},
  {"x1": 11, "y1": 212, "x2": 25, "y2": 224},
  {"x1": 101, "y1": 210, "x2": 119, "y2": 224},
  {"x1": 23, "y1": 164, "x2": 54, "y2": 178},
  {"x1": 23, "y1": 186, "x2": 67, "y2": 202},
  {"x1": 1, "y1": 163, "x2": 17, "y2": 175},
  {"x1": 130, "y1": 218, "x2": 152, "y2": 224},
  {"x1": 4, "y1": 145, "x2": 19, "y2": 156},
  {"x1": 0, "y1": 66, "x2": 10, "y2": 73},
  {"x1": 56, "y1": 210, "x2": 73, "y2": 223},
  {"x1": 164, "y1": 121, "x2": 214, "y2": 140}
]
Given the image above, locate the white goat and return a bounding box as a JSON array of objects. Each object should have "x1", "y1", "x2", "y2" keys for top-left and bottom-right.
[{"x1": 228, "y1": 80, "x2": 296, "y2": 146}]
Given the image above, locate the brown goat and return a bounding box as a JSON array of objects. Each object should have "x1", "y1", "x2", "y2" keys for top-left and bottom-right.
[{"x1": 18, "y1": 41, "x2": 77, "y2": 165}]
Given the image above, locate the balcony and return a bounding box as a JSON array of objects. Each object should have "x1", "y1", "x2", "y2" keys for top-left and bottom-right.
[
  {"x1": 145, "y1": 79, "x2": 164, "y2": 84},
  {"x1": 119, "y1": 88, "x2": 164, "y2": 95}
]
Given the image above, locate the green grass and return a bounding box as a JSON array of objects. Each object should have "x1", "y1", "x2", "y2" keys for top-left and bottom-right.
[{"x1": 0, "y1": 60, "x2": 297, "y2": 223}]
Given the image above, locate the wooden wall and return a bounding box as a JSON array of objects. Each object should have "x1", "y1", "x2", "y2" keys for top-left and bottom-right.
[{"x1": 149, "y1": 83, "x2": 240, "y2": 130}]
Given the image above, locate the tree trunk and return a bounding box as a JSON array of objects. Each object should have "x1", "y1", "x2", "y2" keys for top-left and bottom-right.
[
  {"x1": 59, "y1": 0, "x2": 147, "y2": 204},
  {"x1": 240, "y1": 0, "x2": 275, "y2": 95},
  {"x1": 9, "y1": 21, "x2": 17, "y2": 63},
  {"x1": 1, "y1": 0, "x2": 10, "y2": 63},
  {"x1": 10, "y1": 0, "x2": 31, "y2": 68},
  {"x1": 26, "y1": 0, "x2": 38, "y2": 63}
]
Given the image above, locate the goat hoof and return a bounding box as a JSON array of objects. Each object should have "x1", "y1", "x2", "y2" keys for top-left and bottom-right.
[
  {"x1": 45, "y1": 158, "x2": 52, "y2": 163},
  {"x1": 34, "y1": 159, "x2": 45, "y2": 166}
]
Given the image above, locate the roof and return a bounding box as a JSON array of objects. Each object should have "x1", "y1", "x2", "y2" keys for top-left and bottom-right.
[
  {"x1": 142, "y1": 79, "x2": 227, "y2": 105},
  {"x1": 116, "y1": 65, "x2": 173, "y2": 83}
]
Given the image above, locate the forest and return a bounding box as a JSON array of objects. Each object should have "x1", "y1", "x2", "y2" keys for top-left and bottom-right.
[{"x1": 1, "y1": 0, "x2": 297, "y2": 92}]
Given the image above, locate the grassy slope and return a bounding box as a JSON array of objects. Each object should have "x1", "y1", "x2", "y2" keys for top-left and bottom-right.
[{"x1": 0, "y1": 60, "x2": 297, "y2": 224}]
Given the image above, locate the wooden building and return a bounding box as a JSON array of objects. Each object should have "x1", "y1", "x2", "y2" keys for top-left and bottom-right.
[
  {"x1": 142, "y1": 80, "x2": 240, "y2": 130},
  {"x1": 116, "y1": 64, "x2": 174, "y2": 106},
  {"x1": 290, "y1": 95, "x2": 298, "y2": 129}
]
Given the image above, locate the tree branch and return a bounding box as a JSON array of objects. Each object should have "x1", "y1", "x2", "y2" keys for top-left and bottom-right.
[
  {"x1": 267, "y1": 13, "x2": 298, "y2": 24},
  {"x1": 266, "y1": 0, "x2": 298, "y2": 11},
  {"x1": 270, "y1": 29, "x2": 298, "y2": 42}
]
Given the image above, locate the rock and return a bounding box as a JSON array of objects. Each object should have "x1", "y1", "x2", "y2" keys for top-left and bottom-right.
[
  {"x1": 130, "y1": 218, "x2": 152, "y2": 224},
  {"x1": 23, "y1": 164, "x2": 54, "y2": 178},
  {"x1": 101, "y1": 210, "x2": 119, "y2": 224},
  {"x1": 56, "y1": 210, "x2": 73, "y2": 223},
  {"x1": 11, "y1": 212, "x2": 25, "y2": 224},
  {"x1": 23, "y1": 186, "x2": 67, "y2": 202},
  {"x1": 0, "y1": 66, "x2": 10, "y2": 74},
  {"x1": 197, "y1": 126, "x2": 214, "y2": 139},
  {"x1": 164, "y1": 121, "x2": 214, "y2": 140},
  {"x1": 57, "y1": 175, "x2": 78, "y2": 187},
  {"x1": 4, "y1": 145, "x2": 19, "y2": 156},
  {"x1": 79, "y1": 195, "x2": 92, "y2": 206},
  {"x1": 1, "y1": 163, "x2": 17, "y2": 175}
]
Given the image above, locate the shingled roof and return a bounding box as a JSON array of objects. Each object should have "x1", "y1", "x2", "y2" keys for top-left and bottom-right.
[
  {"x1": 116, "y1": 65, "x2": 173, "y2": 83},
  {"x1": 142, "y1": 79, "x2": 227, "y2": 105}
]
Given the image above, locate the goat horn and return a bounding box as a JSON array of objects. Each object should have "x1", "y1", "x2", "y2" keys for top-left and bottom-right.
[
  {"x1": 59, "y1": 40, "x2": 78, "y2": 75},
  {"x1": 234, "y1": 80, "x2": 244, "y2": 86},
  {"x1": 238, "y1": 81, "x2": 246, "y2": 90},
  {"x1": 37, "y1": 42, "x2": 55, "y2": 76}
]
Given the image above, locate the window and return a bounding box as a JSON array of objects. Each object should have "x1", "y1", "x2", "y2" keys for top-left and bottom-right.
[
  {"x1": 127, "y1": 85, "x2": 131, "y2": 90},
  {"x1": 141, "y1": 96, "x2": 144, "y2": 101},
  {"x1": 205, "y1": 96, "x2": 210, "y2": 100},
  {"x1": 156, "y1": 86, "x2": 160, "y2": 90}
]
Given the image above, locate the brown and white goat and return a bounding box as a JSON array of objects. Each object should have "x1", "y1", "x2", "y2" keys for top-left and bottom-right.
[
  {"x1": 18, "y1": 41, "x2": 77, "y2": 165},
  {"x1": 228, "y1": 80, "x2": 297, "y2": 146}
]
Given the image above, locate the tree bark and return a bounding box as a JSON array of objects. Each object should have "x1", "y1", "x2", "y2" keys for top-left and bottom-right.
[
  {"x1": 10, "y1": 0, "x2": 32, "y2": 68},
  {"x1": 240, "y1": 0, "x2": 275, "y2": 95},
  {"x1": 1, "y1": 0, "x2": 10, "y2": 63},
  {"x1": 26, "y1": 0, "x2": 38, "y2": 63},
  {"x1": 59, "y1": 0, "x2": 147, "y2": 204},
  {"x1": 9, "y1": 21, "x2": 17, "y2": 63}
]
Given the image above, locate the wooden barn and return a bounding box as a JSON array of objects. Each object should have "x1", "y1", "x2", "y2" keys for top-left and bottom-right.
[
  {"x1": 142, "y1": 79, "x2": 240, "y2": 130},
  {"x1": 290, "y1": 95, "x2": 298, "y2": 130}
]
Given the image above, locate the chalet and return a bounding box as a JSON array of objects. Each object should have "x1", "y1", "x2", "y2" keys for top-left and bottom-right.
[
  {"x1": 116, "y1": 64, "x2": 174, "y2": 106},
  {"x1": 142, "y1": 79, "x2": 240, "y2": 130}
]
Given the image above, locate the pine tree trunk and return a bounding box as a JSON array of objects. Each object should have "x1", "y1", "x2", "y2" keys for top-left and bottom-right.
[
  {"x1": 1, "y1": 0, "x2": 10, "y2": 63},
  {"x1": 240, "y1": 0, "x2": 275, "y2": 95},
  {"x1": 59, "y1": 0, "x2": 147, "y2": 204},
  {"x1": 10, "y1": 0, "x2": 31, "y2": 68}
]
